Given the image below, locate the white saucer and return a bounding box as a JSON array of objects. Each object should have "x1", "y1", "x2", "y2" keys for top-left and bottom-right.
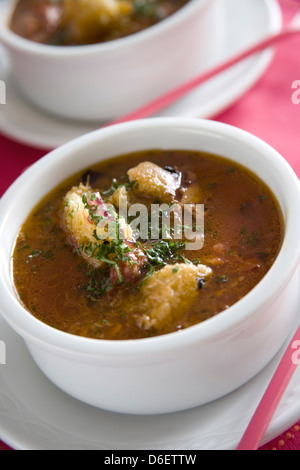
[
  {"x1": 0, "y1": 0, "x2": 282, "y2": 150},
  {"x1": 1, "y1": 287, "x2": 300, "y2": 450}
]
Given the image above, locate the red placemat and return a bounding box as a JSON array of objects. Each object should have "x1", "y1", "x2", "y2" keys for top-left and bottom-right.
[
  {"x1": 220, "y1": 0, "x2": 300, "y2": 450},
  {"x1": 0, "y1": 0, "x2": 300, "y2": 451}
]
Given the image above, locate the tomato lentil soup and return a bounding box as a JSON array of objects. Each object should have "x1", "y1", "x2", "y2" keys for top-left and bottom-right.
[
  {"x1": 12, "y1": 150, "x2": 284, "y2": 340},
  {"x1": 10, "y1": 0, "x2": 191, "y2": 46}
]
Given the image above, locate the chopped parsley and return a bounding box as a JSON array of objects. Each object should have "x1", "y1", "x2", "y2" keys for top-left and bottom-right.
[
  {"x1": 217, "y1": 274, "x2": 228, "y2": 283},
  {"x1": 133, "y1": 0, "x2": 157, "y2": 18},
  {"x1": 102, "y1": 179, "x2": 138, "y2": 199},
  {"x1": 142, "y1": 239, "x2": 186, "y2": 267},
  {"x1": 26, "y1": 249, "x2": 55, "y2": 262}
]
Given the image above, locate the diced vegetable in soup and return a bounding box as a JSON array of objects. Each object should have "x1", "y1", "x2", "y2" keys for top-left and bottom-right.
[
  {"x1": 10, "y1": 0, "x2": 191, "y2": 45},
  {"x1": 12, "y1": 150, "x2": 284, "y2": 340}
]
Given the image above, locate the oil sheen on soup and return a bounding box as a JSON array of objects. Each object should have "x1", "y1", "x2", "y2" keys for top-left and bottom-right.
[{"x1": 12, "y1": 150, "x2": 284, "y2": 340}]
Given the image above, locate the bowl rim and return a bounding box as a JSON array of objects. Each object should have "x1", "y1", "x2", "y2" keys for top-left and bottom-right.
[
  {"x1": 1, "y1": 117, "x2": 300, "y2": 356},
  {"x1": 0, "y1": 0, "x2": 210, "y2": 57}
]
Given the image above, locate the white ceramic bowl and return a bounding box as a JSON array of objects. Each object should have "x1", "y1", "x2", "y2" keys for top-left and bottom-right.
[
  {"x1": 0, "y1": 0, "x2": 224, "y2": 122},
  {"x1": 1, "y1": 117, "x2": 300, "y2": 415}
]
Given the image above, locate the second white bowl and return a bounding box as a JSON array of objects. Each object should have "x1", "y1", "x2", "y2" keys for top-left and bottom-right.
[{"x1": 0, "y1": 0, "x2": 224, "y2": 121}]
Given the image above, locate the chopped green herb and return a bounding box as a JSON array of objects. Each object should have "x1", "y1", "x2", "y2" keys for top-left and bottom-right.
[
  {"x1": 240, "y1": 202, "x2": 252, "y2": 214},
  {"x1": 102, "y1": 179, "x2": 138, "y2": 199},
  {"x1": 30, "y1": 264, "x2": 40, "y2": 273},
  {"x1": 133, "y1": 0, "x2": 157, "y2": 17},
  {"x1": 142, "y1": 239, "x2": 186, "y2": 268},
  {"x1": 226, "y1": 167, "x2": 235, "y2": 173},
  {"x1": 28, "y1": 250, "x2": 40, "y2": 259},
  {"x1": 217, "y1": 274, "x2": 227, "y2": 283},
  {"x1": 246, "y1": 231, "x2": 259, "y2": 247},
  {"x1": 17, "y1": 245, "x2": 30, "y2": 252},
  {"x1": 256, "y1": 251, "x2": 269, "y2": 259}
]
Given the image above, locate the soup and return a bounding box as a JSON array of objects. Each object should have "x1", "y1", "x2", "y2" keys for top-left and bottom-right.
[
  {"x1": 12, "y1": 150, "x2": 284, "y2": 340},
  {"x1": 9, "y1": 0, "x2": 191, "y2": 45}
]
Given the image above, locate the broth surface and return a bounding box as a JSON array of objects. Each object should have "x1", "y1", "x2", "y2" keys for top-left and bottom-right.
[
  {"x1": 13, "y1": 150, "x2": 284, "y2": 340},
  {"x1": 10, "y1": 0, "x2": 190, "y2": 45}
]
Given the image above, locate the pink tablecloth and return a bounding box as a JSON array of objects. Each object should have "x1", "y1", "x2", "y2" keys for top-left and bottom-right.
[{"x1": 0, "y1": 0, "x2": 300, "y2": 451}]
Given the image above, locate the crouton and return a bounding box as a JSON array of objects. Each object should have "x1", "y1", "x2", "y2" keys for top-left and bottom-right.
[
  {"x1": 63, "y1": 184, "x2": 96, "y2": 245},
  {"x1": 62, "y1": 0, "x2": 132, "y2": 42},
  {"x1": 63, "y1": 0, "x2": 132, "y2": 21},
  {"x1": 137, "y1": 262, "x2": 212, "y2": 330},
  {"x1": 179, "y1": 183, "x2": 203, "y2": 204},
  {"x1": 127, "y1": 161, "x2": 181, "y2": 203},
  {"x1": 62, "y1": 183, "x2": 133, "y2": 268},
  {"x1": 107, "y1": 185, "x2": 129, "y2": 210}
]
